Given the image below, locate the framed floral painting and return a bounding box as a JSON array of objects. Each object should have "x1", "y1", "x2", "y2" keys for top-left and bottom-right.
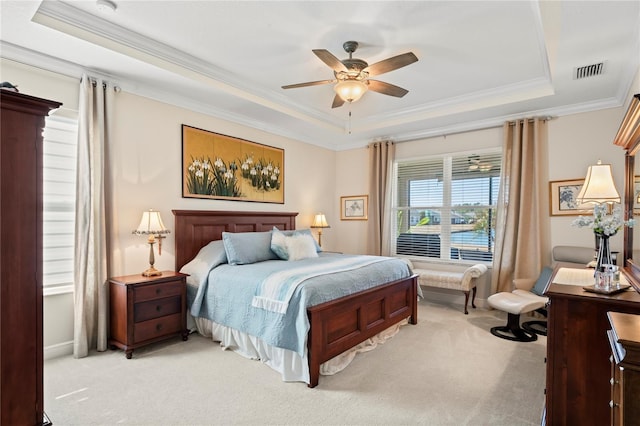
[
  {"x1": 182, "y1": 125, "x2": 284, "y2": 203},
  {"x1": 340, "y1": 195, "x2": 368, "y2": 220},
  {"x1": 549, "y1": 179, "x2": 592, "y2": 216}
]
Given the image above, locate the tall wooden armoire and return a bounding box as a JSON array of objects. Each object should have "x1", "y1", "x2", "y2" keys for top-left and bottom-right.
[{"x1": 1, "y1": 90, "x2": 61, "y2": 425}]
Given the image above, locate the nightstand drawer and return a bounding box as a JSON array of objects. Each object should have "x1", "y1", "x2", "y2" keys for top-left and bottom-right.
[
  {"x1": 134, "y1": 281, "x2": 182, "y2": 302},
  {"x1": 134, "y1": 296, "x2": 181, "y2": 323},
  {"x1": 134, "y1": 313, "x2": 182, "y2": 342}
]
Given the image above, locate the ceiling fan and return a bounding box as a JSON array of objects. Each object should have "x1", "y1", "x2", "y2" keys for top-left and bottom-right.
[
  {"x1": 282, "y1": 41, "x2": 418, "y2": 108},
  {"x1": 468, "y1": 155, "x2": 493, "y2": 172}
]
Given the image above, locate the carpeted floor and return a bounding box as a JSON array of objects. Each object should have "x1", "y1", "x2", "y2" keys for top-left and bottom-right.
[{"x1": 44, "y1": 299, "x2": 546, "y2": 425}]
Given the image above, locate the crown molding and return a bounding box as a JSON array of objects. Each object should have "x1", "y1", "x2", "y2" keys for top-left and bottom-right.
[{"x1": 32, "y1": 0, "x2": 344, "y2": 133}]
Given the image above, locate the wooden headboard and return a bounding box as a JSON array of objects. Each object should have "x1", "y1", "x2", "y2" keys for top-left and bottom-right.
[{"x1": 172, "y1": 210, "x2": 298, "y2": 270}]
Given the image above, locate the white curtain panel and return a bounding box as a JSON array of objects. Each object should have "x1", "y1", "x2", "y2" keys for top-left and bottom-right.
[{"x1": 73, "y1": 75, "x2": 115, "y2": 358}]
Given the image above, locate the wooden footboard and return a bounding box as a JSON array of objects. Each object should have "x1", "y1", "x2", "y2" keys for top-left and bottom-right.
[{"x1": 306, "y1": 274, "x2": 418, "y2": 388}]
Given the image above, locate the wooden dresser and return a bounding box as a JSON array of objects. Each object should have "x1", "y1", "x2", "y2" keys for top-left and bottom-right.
[
  {"x1": 0, "y1": 91, "x2": 61, "y2": 425},
  {"x1": 607, "y1": 312, "x2": 640, "y2": 426},
  {"x1": 545, "y1": 267, "x2": 640, "y2": 426},
  {"x1": 109, "y1": 272, "x2": 188, "y2": 358}
]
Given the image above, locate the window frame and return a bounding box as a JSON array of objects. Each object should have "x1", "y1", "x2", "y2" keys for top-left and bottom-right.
[{"x1": 392, "y1": 149, "x2": 501, "y2": 264}]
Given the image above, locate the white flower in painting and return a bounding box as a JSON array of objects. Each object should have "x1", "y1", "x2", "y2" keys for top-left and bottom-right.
[
  {"x1": 271, "y1": 174, "x2": 278, "y2": 181},
  {"x1": 266, "y1": 181, "x2": 271, "y2": 188},
  {"x1": 241, "y1": 162, "x2": 249, "y2": 171},
  {"x1": 214, "y1": 158, "x2": 224, "y2": 169},
  {"x1": 195, "y1": 170, "x2": 204, "y2": 178},
  {"x1": 246, "y1": 157, "x2": 254, "y2": 165},
  {"x1": 274, "y1": 167, "x2": 280, "y2": 175},
  {"x1": 250, "y1": 168, "x2": 257, "y2": 176},
  {"x1": 224, "y1": 170, "x2": 233, "y2": 179},
  {"x1": 202, "y1": 160, "x2": 210, "y2": 169},
  {"x1": 262, "y1": 168, "x2": 269, "y2": 176}
]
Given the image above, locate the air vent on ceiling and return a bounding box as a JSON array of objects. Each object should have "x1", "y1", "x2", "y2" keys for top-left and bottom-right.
[{"x1": 574, "y1": 62, "x2": 604, "y2": 80}]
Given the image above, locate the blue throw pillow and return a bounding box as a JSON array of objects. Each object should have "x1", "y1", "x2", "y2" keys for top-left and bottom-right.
[
  {"x1": 222, "y1": 231, "x2": 279, "y2": 265},
  {"x1": 531, "y1": 266, "x2": 553, "y2": 296}
]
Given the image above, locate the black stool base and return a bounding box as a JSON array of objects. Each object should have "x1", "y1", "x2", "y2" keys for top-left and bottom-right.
[
  {"x1": 522, "y1": 320, "x2": 547, "y2": 336},
  {"x1": 490, "y1": 312, "x2": 538, "y2": 342}
]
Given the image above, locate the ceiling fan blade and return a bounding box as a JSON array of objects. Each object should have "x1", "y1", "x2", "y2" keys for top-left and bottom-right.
[
  {"x1": 281, "y1": 79, "x2": 335, "y2": 89},
  {"x1": 313, "y1": 49, "x2": 348, "y2": 73},
  {"x1": 368, "y1": 80, "x2": 409, "y2": 98},
  {"x1": 332, "y1": 94, "x2": 345, "y2": 109},
  {"x1": 364, "y1": 52, "x2": 418, "y2": 77}
]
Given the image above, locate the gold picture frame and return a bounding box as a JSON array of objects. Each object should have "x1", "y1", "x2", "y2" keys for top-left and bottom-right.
[
  {"x1": 549, "y1": 179, "x2": 592, "y2": 216},
  {"x1": 340, "y1": 195, "x2": 368, "y2": 220},
  {"x1": 182, "y1": 125, "x2": 284, "y2": 203}
]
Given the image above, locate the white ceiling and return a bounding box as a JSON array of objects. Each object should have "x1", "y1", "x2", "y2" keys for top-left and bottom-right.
[{"x1": 1, "y1": 0, "x2": 639, "y2": 150}]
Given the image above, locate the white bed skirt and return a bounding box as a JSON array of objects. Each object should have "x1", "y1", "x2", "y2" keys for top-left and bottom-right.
[{"x1": 191, "y1": 315, "x2": 406, "y2": 384}]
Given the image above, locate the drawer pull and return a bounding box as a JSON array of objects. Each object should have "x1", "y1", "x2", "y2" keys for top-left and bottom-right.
[
  {"x1": 609, "y1": 400, "x2": 619, "y2": 408},
  {"x1": 156, "y1": 305, "x2": 161, "y2": 312},
  {"x1": 610, "y1": 378, "x2": 615, "y2": 385},
  {"x1": 156, "y1": 288, "x2": 162, "y2": 295}
]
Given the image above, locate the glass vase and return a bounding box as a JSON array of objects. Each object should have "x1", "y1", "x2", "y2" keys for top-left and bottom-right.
[{"x1": 595, "y1": 233, "x2": 612, "y2": 272}]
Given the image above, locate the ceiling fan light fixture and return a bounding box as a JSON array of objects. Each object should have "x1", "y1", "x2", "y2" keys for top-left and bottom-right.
[{"x1": 334, "y1": 80, "x2": 367, "y2": 103}]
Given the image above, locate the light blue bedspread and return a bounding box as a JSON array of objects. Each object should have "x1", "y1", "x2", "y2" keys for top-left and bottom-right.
[{"x1": 188, "y1": 253, "x2": 411, "y2": 356}]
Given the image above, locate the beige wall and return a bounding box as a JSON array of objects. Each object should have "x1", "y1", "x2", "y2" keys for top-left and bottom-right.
[
  {"x1": 1, "y1": 58, "x2": 336, "y2": 358},
  {"x1": 3, "y1": 55, "x2": 638, "y2": 356}
]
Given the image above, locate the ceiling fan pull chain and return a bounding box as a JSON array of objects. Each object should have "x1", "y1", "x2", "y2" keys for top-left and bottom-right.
[{"x1": 348, "y1": 109, "x2": 352, "y2": 134}]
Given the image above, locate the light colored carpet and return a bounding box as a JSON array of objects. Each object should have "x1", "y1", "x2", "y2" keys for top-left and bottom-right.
[{"x1": 44, "y1": 299, "x2": 546, "y2": 425}]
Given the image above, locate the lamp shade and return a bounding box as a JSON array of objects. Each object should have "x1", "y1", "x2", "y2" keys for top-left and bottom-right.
[
  {"x1": 133, "y1": 209, "x2": 170, "y2": 235},
  {"x1": 334, "y1": 80, "x2": 367, "y2": 103},
  {"x1": 576, "y1": 160, "x2": 621, "y2": 205},
  {"x1": 310, "y1": 213, "x2": 330, "y2": 229}
]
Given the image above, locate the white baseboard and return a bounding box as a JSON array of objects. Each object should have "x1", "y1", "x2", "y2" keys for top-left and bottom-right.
[{"x1": 44, "y1": 340, "x2": 73, "y2": 360}]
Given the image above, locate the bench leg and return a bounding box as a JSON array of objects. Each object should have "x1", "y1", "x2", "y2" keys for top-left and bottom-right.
[
  {"x1": 463, "y1": 291, "x2": 470, "y2": 315},
  {"x1": 471, "y1": 287, "x2": 477, "y2": 309}
]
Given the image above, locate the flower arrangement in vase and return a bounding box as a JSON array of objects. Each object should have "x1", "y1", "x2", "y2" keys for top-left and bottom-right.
[{"x1": 572, "y1": 204, "x2": 634, "y2": 270}]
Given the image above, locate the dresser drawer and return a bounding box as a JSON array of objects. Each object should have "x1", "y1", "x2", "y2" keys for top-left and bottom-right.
[
  {"x1": 134, "y1": 280, "x2": 182, "y2": 302},
  {"x1": 134, "y1": 296, "x2": 181, "y2": 323},
  {"x1": 134, "y1": 313, "x2": 182, "y2": 342}
]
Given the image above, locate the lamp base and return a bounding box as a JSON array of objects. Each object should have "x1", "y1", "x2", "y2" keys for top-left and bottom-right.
[{"x1": 142, "y1": 266, "x2": 162, "y2": 277}]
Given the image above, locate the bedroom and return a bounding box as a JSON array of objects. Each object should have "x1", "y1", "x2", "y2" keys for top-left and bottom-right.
[{"x1": 1, "y1": 0, "x2": 640, "y2": 424}]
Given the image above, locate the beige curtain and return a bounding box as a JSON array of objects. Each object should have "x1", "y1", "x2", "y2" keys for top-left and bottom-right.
[
  {"x1": 73, "y1": 74, "x2": 115, "y2": 358},
  {"x1": 491, "y1": 118, "x2": 550, "y2": 293},
  {"x1": 367, "y1": 141, "x2": 395, "y2": 255}
]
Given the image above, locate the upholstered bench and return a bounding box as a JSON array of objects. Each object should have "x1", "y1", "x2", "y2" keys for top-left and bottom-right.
[{"x1": 412, "y1": 264, "x2": 488, "y2": 314}]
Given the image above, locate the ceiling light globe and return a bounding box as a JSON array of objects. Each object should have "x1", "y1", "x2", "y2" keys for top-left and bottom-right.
[{"x1": 334, "y1": 80, "x2": 367, "y2": 103}]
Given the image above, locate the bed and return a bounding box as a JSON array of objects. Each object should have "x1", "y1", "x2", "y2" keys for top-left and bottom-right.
[{"x1": 173, "y1": 209, "x2": 418, "y2": 387}]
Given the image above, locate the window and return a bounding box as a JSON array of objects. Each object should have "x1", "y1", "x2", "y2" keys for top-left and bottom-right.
[
  {"x1": 43, "y1": 116, "x2": 78, "y2": 295},
  {"x1": 393, "y1": 151, "x2": 501, "y2": 262}
]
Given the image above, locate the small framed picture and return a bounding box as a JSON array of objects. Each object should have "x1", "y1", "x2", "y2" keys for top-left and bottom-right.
[
  {"x1": 549, "y1": 179, "x2": 592, "y2": 216},
  {"x1": 340, "y1": 195, "x2": 368, "y2": 220}
]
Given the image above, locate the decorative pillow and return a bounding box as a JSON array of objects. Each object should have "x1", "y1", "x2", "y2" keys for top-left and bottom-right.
[
  {"x1": 179, "y1": 240, "x2": 228, "y2": 286},
  {"x1": 286, "y1": 233, "x2": 319, "y2": 261},
  {"x1": 270, "y1": 228, "x2": 289, "y2": 260},
  {"x1": 272, "y1": 227, "x2": 322, "y2": 252},
  {"x1": 222, "y1": 231, "x2": 279, "y2": 265}
]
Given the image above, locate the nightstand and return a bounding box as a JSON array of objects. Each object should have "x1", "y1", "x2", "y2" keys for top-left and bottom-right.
[{"x1": 109, "y1": 271, "x2": 188, "y2": 359}]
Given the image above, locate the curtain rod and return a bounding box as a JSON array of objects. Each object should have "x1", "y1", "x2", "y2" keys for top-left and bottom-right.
[{"x1": 389, "y1": 115, "x2": 554, "y2": 145}]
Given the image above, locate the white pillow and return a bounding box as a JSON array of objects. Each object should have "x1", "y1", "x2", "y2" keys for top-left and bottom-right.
[
  {"x1": 270, "y1": 228, "x2": 289, "y2": 260},
  {"x1": 286, "y1": 234, "x2": 319, "y2": 261}
]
